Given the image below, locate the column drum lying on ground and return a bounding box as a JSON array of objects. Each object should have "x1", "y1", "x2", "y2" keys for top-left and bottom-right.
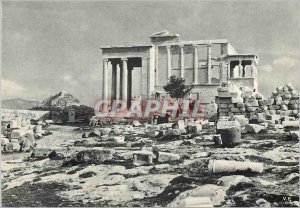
[{"x1": 208, "y1": 160, "x2": 264, "y2": 173}]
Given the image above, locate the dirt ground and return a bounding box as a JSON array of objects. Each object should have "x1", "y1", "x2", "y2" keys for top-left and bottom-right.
[{"x1": 1, "y1": 124, "x2": 299, "y2": 207}]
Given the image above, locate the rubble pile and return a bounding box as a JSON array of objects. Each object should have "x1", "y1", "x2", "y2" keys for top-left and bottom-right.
[
  {"x1": 268, "y1": 84, "x2": 299, "y2": 118},
  {"x1": 1, "y1": 115, "x2": 53, "y2": 153},
  {"x1": 216, "y1": 82, "x2": 299, "y2": 124}
]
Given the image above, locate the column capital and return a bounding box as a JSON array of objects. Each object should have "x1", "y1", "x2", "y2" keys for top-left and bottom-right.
[
  {"x1": 192, "y1": 44, "x2": 198, "y2": 48},
  {"x1": 103, "y1": 58, "x2": 109, "y2": 62},
  {"x1": 179, "y1": 44, "x2": 185, "y2": 48},
  {"x1": 166, "y1": 45, "x2": 171, "y2": 49},
  {"x1": 207, "y1": 43, "x2": 212, "y2": 47},
  {"x1": 121, "y1": 58, "x2": 128, "y2": 61}
]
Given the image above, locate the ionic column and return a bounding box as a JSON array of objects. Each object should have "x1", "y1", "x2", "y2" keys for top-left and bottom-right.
[
  {"x1": 207, "y1": 44, "x2": 212, "y2": 84},
  {"x1": 219, "y1": 62, "x2": 223, "y2": 82},
  {"x1": 166, "y1": 46, "x2": 171, "y2": 79},
  {"x1": 116, "y1": 64, "x2": 120, "y2": 100},
  {"x1": 111, "y1": 62, "x2": 117, "y2": 100},
  {"x1": 227, "y1": 62, "x2": 231, "y2": 79},
  {"x1": 155, "y1": 46, "x2": 159, "y2": 85},
  {"x1": 121, "y1": 58, "x2": 128, "y2": 102},
  {"x1": 193, "y1": 44, "x2": 198, "y2": 84},
  {"x1": 180, "y1": 45, "x2": 185, "y2": 78},
  {"x1": 102, "y1": 59, "x2": 108, "y2": 100}
]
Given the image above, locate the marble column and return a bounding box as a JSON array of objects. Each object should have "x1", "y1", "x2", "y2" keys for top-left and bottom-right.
[
  {"x1": 207, "y1": 44, "x2": 212, "y2": 84},
  {"x1": 116, "y1": 64, "x2": 120, "y2": 100},
  {"x1": 193, "y1": 44, "x2": 198, "y2": 84},
  {"x1": 121, "y1": 58, "x2": 128, "y2": 101},
  {"x1": 166, "y1": 45, "x2": 171, "y2": 79},
  {"x1": 111, "y1": 62, "x2": 117, "y2": 101},
  {"x1": 155, "y1": 46, "x2": 159, "y2": 85},
  {"x1": 180, "y1": 45, "x2": 185, "y2": 78},
  {"x1": 102, "y1": 59, "x2": 108, "y2": 100}
]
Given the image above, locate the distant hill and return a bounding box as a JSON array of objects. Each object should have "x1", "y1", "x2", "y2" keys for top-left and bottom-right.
[
  {"x1": 1, "y1": 98, "x2": 40, "y2": 110},
  {"x1": 38, "y1": 90, "x2": 81, "y2": 109}
]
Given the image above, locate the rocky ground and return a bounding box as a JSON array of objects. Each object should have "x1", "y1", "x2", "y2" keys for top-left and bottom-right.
[{"x1": 1, "y1": 123, "x2": 299, "y2": 207}]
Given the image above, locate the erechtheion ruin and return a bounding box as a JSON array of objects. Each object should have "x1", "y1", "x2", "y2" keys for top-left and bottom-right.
[{"x1": 101, "y1": 30, "x2": 259, "y2": 106}]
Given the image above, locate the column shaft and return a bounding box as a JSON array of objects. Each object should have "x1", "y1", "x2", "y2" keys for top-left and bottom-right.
[
  {"x1": 111, "y1": 63, "x2": 117, "y2": 100},
  {"x1": 193, "y1": 45, "x2": 198, "y2": 84},
  {"x1": 122, "y1": 58, "x2": 128, "y2": 102},
  {"x1": 180, "y1": 45, "x2": 184, "y2": 78},
  {"x1": 116, "y1": 64, "x2": 120, "y2": 100},
  {"x1": 102, "y1": 59, "x2": 108, "y2": 100},
  {"x1": 155, "y1": 46, "x2": 159, "y2": 85},
  {"x1": 166, "y1": 46, "x2": 171, "y2": 79},
  {"x1": 207, "y1": 44, "x2": 212, "y2": 84}
]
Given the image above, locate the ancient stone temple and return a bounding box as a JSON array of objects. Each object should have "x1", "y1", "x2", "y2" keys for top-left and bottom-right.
[{"x1": 100, "y1": 30, "x2": 259, "y2": 106}]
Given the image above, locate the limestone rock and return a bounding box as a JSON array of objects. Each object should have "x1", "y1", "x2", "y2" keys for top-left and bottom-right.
[
  {"x1": 168, "y1": 184, "x2": 226, "y2": 207},
  {"x1": 172, "y1": 120, "x2": 185, "y2": 130},
  {"x1": 3, "y1": 143, "x2": 14, "y2": 153},
  {"x1": 289, "y1": 131, "x2": 299, "y2": 140},
  {"x1": 82, "y1": 132, "x2": 89, "y2": 138},
  {"x1": 217, "y1": 175, "x2": 252, "y2": 187},
  {"x1": 132, "y1": 120, "x2": 142, "y2": 127},
  {"x1": 1, "y1": 137, "x2": 10, "y2": 146},
  {"x1": 245, "y1": 124, "x2": 266, "y2": 133},
  {"x1": 76, "y1": 149, "x2": 115, "y2": 164},
  {"x1": 234, "y1": 115, "x2": 249, "y2": 127},
  {"x1": 113, "y1": 136, "x2": 125, "y2": 144},
  {"x1": 101, "y1": 128, "x2": 112, "y2": 135},
  {"x1": 256, "y1": 198, "x2": 271, "y2": 207}
]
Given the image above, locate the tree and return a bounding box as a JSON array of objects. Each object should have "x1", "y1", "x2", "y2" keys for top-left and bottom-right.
[{"x1": 163, "y1": 76, "x2": 193, "y2": 98}]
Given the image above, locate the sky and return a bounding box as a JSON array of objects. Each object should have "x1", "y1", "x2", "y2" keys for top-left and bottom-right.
[{"x1": 1, "y1": 0, "x2": 299, "y2": 106}]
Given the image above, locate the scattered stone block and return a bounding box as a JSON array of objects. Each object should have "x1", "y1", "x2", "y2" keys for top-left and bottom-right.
[
  {"x1": 76, "y1": 149, "x2": 115, "y2": 164},
  {"x1": 245, "y1": 124, "x2": 266, "y2": 133},
  {"x1": 245, "y1": 100, "x2": 259, "y2": 107},
  {"x1": 172, "y1": 120, "x2": 185, "y2": 130},
  {"x1": 132, "y1": 120, "x2": 142, "y2": 127},
  {"x1": 82, "y1": 132, "x2": 89, "y2": 138},
  {"x1": 1, "y1": 137, "x2": 10, "y2": 146},
  {"x1": 10, "y1": 129, "x2": 27, "y2": 139},
  {"x1": 158, "y1": 152, "x2": 180, "y2": 163},
  {"x1": 218, "y1": 91, "x2": 232, "y2": 98},
  {"x1": 282, "y1": 120, "x2": 299, "y2": 128},
  {"x1": 101, "y1": 128, "x2": 112, "y2": 135},
  {"x1": 231, "y1": 97, "x2": 243, "y2": 103},
  {"x1": 186, "y1": 123, "x2": 202, "y2": 133},
  {"x1": 132, "y1": 151, "x2": 154, "y2": 166},
  {"x1": 11, "y1": 142, "x2": 21, "y2": 152},
  {"x1": 234, "y1": 115, "x2": 249, "y2": 127},
  {"x1": 33, "y1": 125, "x2": 43, "y2": 133},
  {"x1": 113, "y1": 136, "x2": 125, "y2": 144},
  {"x1": 247, "y1": 107, "x2": 258, "y2": 112},
  {"x1": 3, "y1": 143, "x2": 14, "y2": 153},
  {"x1": 289, "y1": 131, "x2": 299, "y2": 140}
]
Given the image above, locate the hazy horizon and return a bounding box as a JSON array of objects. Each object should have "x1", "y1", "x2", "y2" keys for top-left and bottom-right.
[{"x1": 2, "y1": 0, "x2": 299, "y2": 107}]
